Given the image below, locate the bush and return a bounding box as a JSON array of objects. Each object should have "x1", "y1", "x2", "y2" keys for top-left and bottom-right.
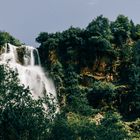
[{"x1": 87, "y1": 81, "x2": 116, "y2": 108}]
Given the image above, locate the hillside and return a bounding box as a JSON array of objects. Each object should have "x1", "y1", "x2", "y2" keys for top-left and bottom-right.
[
  {"x1": 36, "y1": 15, "x2": 140, "y2": 139},
  {"x1": 0, "y1": 15, "x2": 140, "y2": 139}
]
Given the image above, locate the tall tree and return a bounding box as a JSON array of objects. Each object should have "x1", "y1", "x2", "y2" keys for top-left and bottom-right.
[
  {"x1": 86, "y1": 15, "x2": 112, "y2": 40},
  {"x1": 111, "y1": 15, "x2": 131, "y2": 46}
]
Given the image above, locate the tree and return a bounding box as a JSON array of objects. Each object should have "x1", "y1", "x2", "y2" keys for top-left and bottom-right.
[
  {"x1": 130, "y1": 20, "x2": 140, "y2": 40},
  {"x1": 87, "y1": 81, "x2": 116, "y2": 109},
  {"x1": 0, "y1": 65, "x2": 56, "y2": 140},
  {"x1": 86, "y1": 15, "x2": 112, "y2": 40},
  {"x1": 36, "y1": 32, "x2": 49, "y2": 44},
  {"x1": 0, "y1": 31, "x2": 21, "y2": 46},
  {"x1": 64, "y1": 65, "x2": 93, "y2": 116},
  {"x1": 49, "y1": 111, "x2": 129, "y2": 140},
  {"x1": 111, "y1": 15, "x2": 131, "y2": 46},
  {"x1": 120, "y1": 41, "x2": 140, "y2": 117},
  {"x1": 50, "y1": 61, "x2": 65, "y2": 106},
  {"x1": 58, "y1": 27, "x2": 84, "y2": 64},
  {"x1": 49, "y1": 113, "x2": 97, "y2": 140},
  {"x1": 117, "y1": 44, "x2": 133, "y2": 82},
  {"x1": 128, "y1": 64, "x2": 140, "y2": 116},
  {"x1": 96, "y1": 112, "x2": 129, "y2": 140}
]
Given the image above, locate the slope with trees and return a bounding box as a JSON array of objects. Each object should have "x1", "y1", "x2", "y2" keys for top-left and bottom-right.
[
  {"x1": 0, "y1": 15, "x2": 140, "y2": 139},
  {"x1": 36, "y1": 15, "x2": 140, "y2": 139}
]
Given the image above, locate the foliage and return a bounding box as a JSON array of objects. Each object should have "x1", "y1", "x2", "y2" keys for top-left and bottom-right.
[
  {"x1": 49, "y1": 111, "x2": 129, "y2": 140},
  {"x1": 0, "y1": 31, "x2": 21, "y2": 47},
  {"x1": 0, "y1": 65, "x2": 55, "y2": 140},
  {"x1": 87, "y1": 81, "x2": 116, "y2": 109},
  {"x1": 50, "y1": 113, "x2": 97, "y2": 140},
  {"x1": 1, "y1": 14, "x2": 140, "y2": 139},
  {"x1": 111, "y1": 15, "x2": 131, "y2": 46},
  {"x1": 86, "y1": 15, "x2": 112, "y2": 40},
  {"x1": 35, "y1": 14, "x2": 140, "y2": 139},
  {"x1": 96, "y1": 112, "x2": 129, "y2": 140},
  {"x1": 126, "y1": 41, "x2": 140, "y2": 116},
  {"x1": 64, "y1": 65, "x2": 93, "y2": 116}
]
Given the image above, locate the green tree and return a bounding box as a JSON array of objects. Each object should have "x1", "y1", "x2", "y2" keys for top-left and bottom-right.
[
  {"x1": 49, "y1": 113, "x2": 97, "y2": 140},
  {"x1": 86, "y1": 15, "x2": 112, "y2": 40},
  {"x1": 111, "y1": 15, "x2": 131, "y2": 46},
  {"x1": 96, "y1": 112, "x2": 129, "y2": 140},
  {"x1": 0, "y1": 31, "x2": 21, "y2": 46},
  {"x1": 36, "y1": 32, "x2": 49, "y2": 44},
  {"x1": 87, "y1": 81, "x2": 116, "y2": 109},
  {"x1": 65, "y1": 65, "x2": 93, "y2": 116},
  {"x1": 118, "y1": 44, "x2": 133, "y2": 82},
  {"x1": 121, "y1": 41, "x2": 140, "y2": 117},
  {"x1": 130, "y1": 20, "x2": 140, "y2": 40},
  {"x1": 50, "y1": 61, "x2": 65, "y2": 106},
  {"x1": 0, "y1": 65, "x2": 56, "y2": 140}
]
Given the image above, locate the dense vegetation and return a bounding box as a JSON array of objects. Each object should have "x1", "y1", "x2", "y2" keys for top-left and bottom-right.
[
  {"x1": 1, "y1": 15, "x2": 140, "y2": 139},
  {"x1": 36, "y1": 15, "x2": 140, "y2": 139},
  {"x1": 0, "y1": 65, "x2": 57, "y2": 140},
  {"x1": 0, "y1": 31, "x2": 21, "y2": 47}
]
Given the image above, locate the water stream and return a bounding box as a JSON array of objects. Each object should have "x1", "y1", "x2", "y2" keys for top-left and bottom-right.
[{"x1": 0, "y1": 43, "x2": 56, "y2": 100}]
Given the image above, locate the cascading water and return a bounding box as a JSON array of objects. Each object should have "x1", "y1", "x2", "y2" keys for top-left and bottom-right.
[{"x1": 0, "y1": 43, "x2": 57, "y2": 101}]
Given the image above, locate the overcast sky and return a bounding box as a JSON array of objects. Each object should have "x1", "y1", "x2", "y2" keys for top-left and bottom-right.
[{"x1": 0, "y1": 0, "x2": 139, "y2": 46}]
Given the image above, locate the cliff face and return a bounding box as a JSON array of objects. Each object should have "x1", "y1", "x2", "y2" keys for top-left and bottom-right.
[
  {"x1": 80, "y1": 55, "x2": 115, "y2": 80},
  {"x1": 45, "y1": 47, "x2": 119, "y2": 90}
]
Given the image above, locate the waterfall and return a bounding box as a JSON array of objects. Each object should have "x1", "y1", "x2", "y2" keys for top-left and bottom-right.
[{"x1": 0, "y1": 43, "x2": 57, "y2": 101}]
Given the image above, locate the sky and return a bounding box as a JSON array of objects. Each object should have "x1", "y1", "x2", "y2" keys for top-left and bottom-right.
[{"x1": 0, "y1": 0, "x2": 140, "y2": 47}]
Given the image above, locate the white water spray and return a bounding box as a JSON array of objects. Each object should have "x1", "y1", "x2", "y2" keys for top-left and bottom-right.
[{"x1": 0, "y1": 43, "x2": 57, "y2": 100}]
